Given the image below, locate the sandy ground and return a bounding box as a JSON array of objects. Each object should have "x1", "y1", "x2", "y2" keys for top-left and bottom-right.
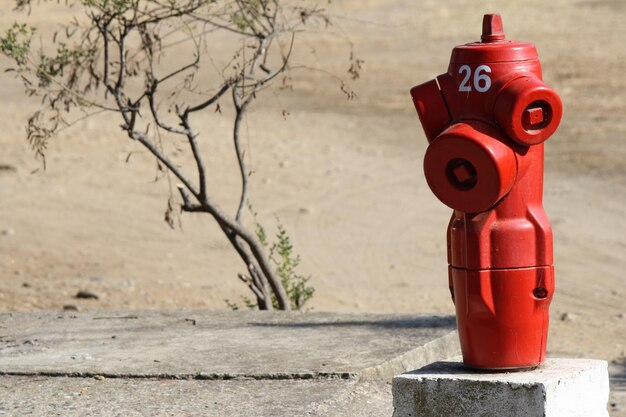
[{"x1": 0, "y1": 0, "x2": 625, "y2": 412}]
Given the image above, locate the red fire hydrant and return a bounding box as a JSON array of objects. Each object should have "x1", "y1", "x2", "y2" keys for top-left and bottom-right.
[{"x1": 410, "y1": 14, "x2": 562, "y2": 369}]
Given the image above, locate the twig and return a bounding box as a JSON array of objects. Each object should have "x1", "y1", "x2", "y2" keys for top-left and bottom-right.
[
  {"x1": 183, "y1": 79, "x2": 233, "y2": 118},
  {"x1": 133, "y1": 129, "x2": 200, "y2": 199},
  {"x1": 179, "y1": 114, "x2": 207, "y2": 200}
]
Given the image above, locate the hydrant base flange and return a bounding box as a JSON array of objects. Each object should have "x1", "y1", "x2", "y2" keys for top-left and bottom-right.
[{"x1": 450, "y1": 265, "x2": 554, "y2": 370}]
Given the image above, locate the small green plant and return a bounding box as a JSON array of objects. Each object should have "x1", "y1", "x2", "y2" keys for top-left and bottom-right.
[
  {"x1": 0, "y1": 22, "x2": 34, "y2": 67},
  {"x1": 227, "y1": 211, "x2": 315, "y2": 311},
  {"x1": 269, "y1": 223, "x2": 315, "y2": 310},
  {"x1": 224, "y1": 296, "x2": 256, "y2": 311}
]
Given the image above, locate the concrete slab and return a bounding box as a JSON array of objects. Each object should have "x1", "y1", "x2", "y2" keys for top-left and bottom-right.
[
  {"x1": 0, "y1": 375, "x2": 393, "y2": 417},
  {"x1": 393, "y1": 358, "x2": 610, "y2": 417},
  {"x1": 0, "y1": 311, "x2": 459, "y2": 381},
  {"x1": 0, "y1": 311, "x2": 460, "y2": 416}
]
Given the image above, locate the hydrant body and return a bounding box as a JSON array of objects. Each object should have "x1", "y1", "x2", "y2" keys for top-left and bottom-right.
[{"x1": 411, "y1": 14, "x2": 562, "y2": 369}]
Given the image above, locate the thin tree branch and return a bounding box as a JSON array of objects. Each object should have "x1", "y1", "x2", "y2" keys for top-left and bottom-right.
[
  {"x1": 177, "y1": 185, "x2": 200, "y2": 211},
  {"x1": 22, "y1": 55, "x2": 118, "y2": 112},
  {"x1": 186, "y1": 13, "x2": 251, "y2": 37},
  {"x1": 233, "y1": 32, "x2": 295, "y2": 92},
  {"x1": 179, "y1": 114, "x2": 207, "y2": 200},
  {"x1": 183, "y1": 79, "x2": 233, "y2": 118},
  {"x1": 147, "y1": 82, "x2": 187, "y2": 135},
  {"x1": 94, "y1": 15, "x2": 111, "y2": 88},
  {"x1": 115, "y1": 27, "x2": 127, "y2": 91},
  {"x1": 158, "y1": 56, "x2": 199, "y2": 85},
  {"x1": 133, "y1": 129, "x2": 200, "y2": 198},
  {"x1": 230, "y1": 33, "x2": 295, "y2": 224},
  {"x1": 248, "y1": 264, "x2": 270, "y2": 309},
  {"x1": 232, "y1": 86, "x2": 255, "y2": 223},
  {"x1": 238, "y1": 273, "x2": 266, "y2": 304},
  {"x1": 136, "y1": 1, "x2": 206, "y2": 26}
]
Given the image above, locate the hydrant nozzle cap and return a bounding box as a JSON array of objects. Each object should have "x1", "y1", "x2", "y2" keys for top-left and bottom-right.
[{"x1": 481, "y1": 14, "x2": 506, "y2": 42}]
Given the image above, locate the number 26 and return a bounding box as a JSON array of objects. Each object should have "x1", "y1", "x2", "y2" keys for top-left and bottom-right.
[{"x1": 458, "y1": 65, "x2": 492, "y2": 93}]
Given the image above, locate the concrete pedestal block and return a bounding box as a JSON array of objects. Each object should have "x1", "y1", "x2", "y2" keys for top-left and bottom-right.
[{"x1": 392, "y1": 358, "x2": 609, "y2": 417}]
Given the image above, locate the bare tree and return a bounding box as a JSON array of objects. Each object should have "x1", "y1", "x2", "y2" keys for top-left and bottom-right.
[{"x1": 1, "y1": 0, "x2": 358, "y2": 310}]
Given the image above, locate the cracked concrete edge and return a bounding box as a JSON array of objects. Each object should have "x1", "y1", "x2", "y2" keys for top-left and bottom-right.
[
  {"x1": 0, "y1": 330, "x2": 460, "y2": 383},
  {"x1": 0, "y1": 370, "x2": 357, "y2": 381},
  {"x1": 358, "y1": 331, "x2": 461, "y2": 382}
]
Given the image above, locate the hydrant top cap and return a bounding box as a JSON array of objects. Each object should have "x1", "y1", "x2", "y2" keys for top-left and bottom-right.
[
  {"x1": 450, "y1": 14, "x2": 538, "y2": 64},
  {"x1": 481, "y1": 14, "x2": 505, "y2": 42}
]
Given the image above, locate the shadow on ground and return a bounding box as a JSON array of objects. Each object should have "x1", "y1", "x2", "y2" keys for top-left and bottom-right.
[
  {"x1": 250, "y1": 315, "x2": 456, "y2": 330},
  {"x1": 610, "y1": 356, "x2": 626, "y2": 391}
]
